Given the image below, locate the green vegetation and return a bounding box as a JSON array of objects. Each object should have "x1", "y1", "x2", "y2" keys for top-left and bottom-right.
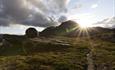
[{"x1": 0, "y1": 36, "x2": 115, "y2": 70}]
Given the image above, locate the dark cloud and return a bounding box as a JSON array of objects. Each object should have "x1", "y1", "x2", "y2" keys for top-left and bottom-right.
[
  {"x1": 0, "y1": 18, "x2": 10, "y2": 26},
  {"x1": 2, "y1": 0, "x2": 30, "y2": 20},
  {"x1": 28, "y1": 0, "x2": 48, "y2": 13},
  {"x1": 0, "y1": 0, "x2": 70, "y2": 27},
  {"x1": 21, "y1": 13, "x2": 57, "y2": 27},
  {"x1": 58, "y1": 15, "x2": 68, "y2": 22},
  {"x1": 28, "y1": 0, "x2": 68, "y2": 14}
]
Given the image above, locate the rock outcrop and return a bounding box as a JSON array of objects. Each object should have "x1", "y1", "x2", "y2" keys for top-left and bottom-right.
[{"x1": 25, "y1": 28, "x2": 38, "y2": 38}]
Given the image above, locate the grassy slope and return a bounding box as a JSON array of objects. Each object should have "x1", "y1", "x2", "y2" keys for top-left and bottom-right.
[{"x1": 0, "y1": 36, "x2": 115, "y2": 70}]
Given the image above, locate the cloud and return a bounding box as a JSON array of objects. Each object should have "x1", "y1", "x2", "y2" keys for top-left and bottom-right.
[
  {"x1": 2, "y1": 0, "x2": 30, "y2": 20},
  {"x1": 0, "y1": 0, "x2": 70, "y2": 27},
  {"x1": 58, "y1": 15, "x2": 68, "y2": 22},
  {"x1": 21, "y1": 13, "x2": 57, "y2": 27},
  {"x1": 94, "y1": 17, "x2": 115, "y2": 28},
  {"x1": 0, "y1": 18, "x2": 11, "y2": 26},
  {"x1": 28, "y1": 0, "x2": 70, "y2": 16},
  {"x1": 112, "y1": 25, "x2": 115, "y2": 28},
  {"x1": 91, "y1": 4, "x2": 98, "y2": 8}
]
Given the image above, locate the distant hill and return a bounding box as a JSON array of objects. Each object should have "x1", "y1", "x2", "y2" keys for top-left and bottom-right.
[
  {"x1": 39, "y1": 20, "x2": 79, "y2": 37},
  {"x1": 0, "y1": 20, "x2": 115, "y2": 43},
  {"x1": 39, "y1": 20, "x2": 115, "y2": 42}
]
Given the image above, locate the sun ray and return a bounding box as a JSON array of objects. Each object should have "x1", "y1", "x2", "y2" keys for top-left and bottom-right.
[{"x1": 76, "y1": 22, "x2": 96, "y2": 53}]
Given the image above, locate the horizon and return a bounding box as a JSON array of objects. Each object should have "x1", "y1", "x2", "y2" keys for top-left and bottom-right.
[{"x1": 0, "y1": 0, "x2": 115, "y2": 34}]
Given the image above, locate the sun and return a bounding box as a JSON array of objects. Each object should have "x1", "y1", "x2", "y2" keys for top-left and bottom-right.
[
  {"x1": 69, "y1": 14, "x2": 95, "y2": 29},
  {"x1": 77, "y1": 21, "x2": 93, "y2": 30},
  {"x1": 74, "y1": 20, "x2": 93, "y2": 38},
  {"x1": 71, "y1": 19, "x2": 94, "y2": 29},
  {"x1": 78, "y1": 23, "x2": 89, "y2": 29},
  {"x1": 76, "y1": 17, "x2": 94, "y2": 29}
]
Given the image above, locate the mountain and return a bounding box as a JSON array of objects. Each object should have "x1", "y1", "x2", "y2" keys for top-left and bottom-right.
[
  {"x1": 39, "y1": 20, "x2": 115, "y2": 43},
  {"x1": 40, "y1": 20, "x2": 114, "y2": 35},
  {"x1": 39, "y1": 20, "x2": 79, "y2": 37}
]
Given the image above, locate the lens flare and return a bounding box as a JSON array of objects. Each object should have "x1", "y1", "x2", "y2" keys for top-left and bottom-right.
[{"x1": 78, "y1": 23, "x2": 91, "y2": 29}]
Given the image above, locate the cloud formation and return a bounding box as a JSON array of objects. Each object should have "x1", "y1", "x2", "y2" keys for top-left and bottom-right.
[
  {"x1": 94, "y1": 17, "x2": 115, "y2": 28},
  {"x1": 0, "y1": 18, "x2": 10, "y2": 26},
  {"x1": 2, "y1": 0, "x2": 30, "y2": 20},
  {"x1": 0, "y1": 0, "x2": 70, "y2": 27},
  {"x1": 0, "y1": 0, "x2": 114, "y2": 29},
  {"x1": 91, "y1": 4, "x2": 98, "y2": 8}
]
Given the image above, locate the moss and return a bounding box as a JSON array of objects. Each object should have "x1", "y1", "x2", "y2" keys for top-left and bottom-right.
[{"x1": 0, "y1": 36, "x2": 115, "y2": 69}]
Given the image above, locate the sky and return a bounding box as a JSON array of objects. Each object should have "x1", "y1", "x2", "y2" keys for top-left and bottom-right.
[{"x1": 0, "y1": 0, "x2": 115, "y2": 35}]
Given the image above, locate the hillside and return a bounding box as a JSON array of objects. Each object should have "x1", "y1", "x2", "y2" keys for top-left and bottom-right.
[
  {"x1": 0, "y1": 35, "x2": 115, "y2": 70},
  {"x1": 0, "y1": 20, "x2": 115, "y2": 70}
]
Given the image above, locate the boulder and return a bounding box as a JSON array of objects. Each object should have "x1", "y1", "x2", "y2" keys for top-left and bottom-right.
[{"x1": 25, "y1": 28, "x2": 38, "y2": 38}]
